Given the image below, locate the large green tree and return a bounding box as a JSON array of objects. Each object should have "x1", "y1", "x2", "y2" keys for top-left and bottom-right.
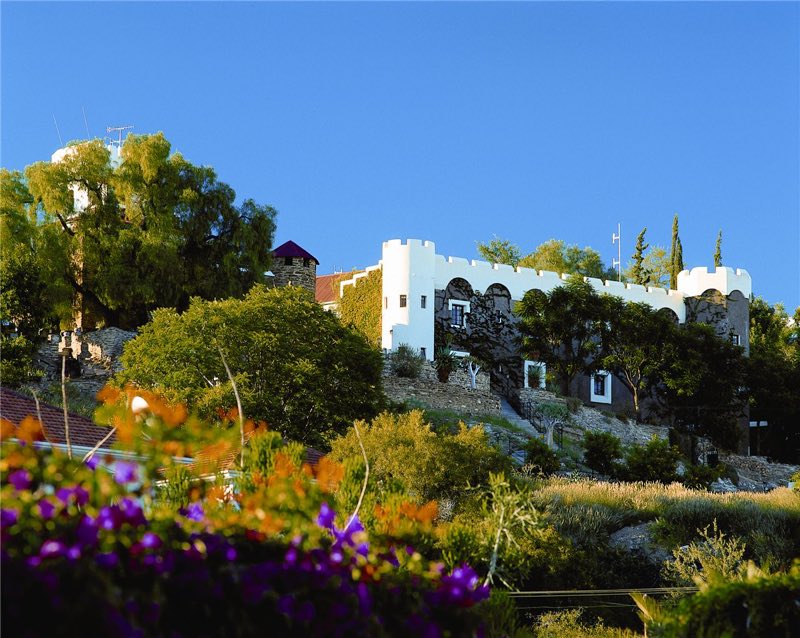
[
  {"x1": 602, "y1": 299, "x2": 677, "y2": 419},
  {"x1": 746, "y1": 298, "x2": 800, "y2": 462},
  {"x1": 15, "y1": 133, "x2": 277, "y2": 329},
  {"x1": 655, "y1": 322, "x2": 747, "y2": 450},
  {"x1": 628, "y1": 228, "x2": 650, "y2": 286},
  {"x1": 516, "y1": 276, "x2": 610, "y2": 396},
  {"x1": 115, "y1": 285, "x2": 385, "y2": 449}
]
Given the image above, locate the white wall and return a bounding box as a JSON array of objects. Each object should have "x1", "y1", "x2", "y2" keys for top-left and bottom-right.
[{"x1": 377, "y1": 239, "x2": 752, "y2": 356}]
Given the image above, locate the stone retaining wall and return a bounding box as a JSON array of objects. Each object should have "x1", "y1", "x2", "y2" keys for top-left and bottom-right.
[{"x1": 384, "y1": 377, "x2": 500, "y2": 417}]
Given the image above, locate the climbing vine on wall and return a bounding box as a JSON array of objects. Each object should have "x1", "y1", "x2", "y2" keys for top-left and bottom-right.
[{"x1": 339, "y1": 269, "x2": 382, "y2": 347}]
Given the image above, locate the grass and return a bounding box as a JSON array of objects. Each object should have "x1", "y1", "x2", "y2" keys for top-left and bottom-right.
[{"x1": 530, "y1": 477, "x2": 800, "y2": 565}]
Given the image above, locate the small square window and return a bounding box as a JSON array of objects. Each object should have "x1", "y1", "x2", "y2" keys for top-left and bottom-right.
[
  {"x1": 730, "y1": 334, "x2": 741, "y2": 346},
  {"x1": 400, "y1": 295, "x2": 407, "y2": 308},
  {"x1": 284, "y1": 256, "x2": 292, "y2": 266},
  {"x1": 421, "y1": 295, "x2": 427, "y2": 309}
]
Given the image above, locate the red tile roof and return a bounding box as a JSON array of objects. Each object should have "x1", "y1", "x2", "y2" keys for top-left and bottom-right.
[
  {"x1": 0, "y1": 387, "x2": 116, "y2": 449},
  {"x1": 273, "y1": 240, "x2": 319, "y2": 265},
  {"x1": 315, "y1": 273, "x2": 343, "y2": 304}
]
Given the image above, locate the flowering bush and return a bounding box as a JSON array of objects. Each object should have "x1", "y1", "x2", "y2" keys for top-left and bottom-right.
[{"x1": 1, "y1": 390, "x2": 491, "y2": 637}]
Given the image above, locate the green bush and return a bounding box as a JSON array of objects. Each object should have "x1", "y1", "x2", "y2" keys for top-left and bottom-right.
[
  {"x1": 0, "y1": 335, "x2": 42, "y2": 387},
  {"x1": 565, "y1": 397, "x2": 582, "y2": 414},
  {"x1": 532, "y1": 609, "x2": 641, "y2": 638},
  {"x1": 391, "y1": 343, "x2": 425, "y2": 379},
  {"x1": 524, "y1": 437, "x2": 561, "y2": 476},
  {"x1": 583, "y1": 431, "x2": 624, "y2": 476},
  {"x1": 653, "y1": 564, "x2": 800, "y2": 638},
  {"x1": 663, "y1": 520, "x2": 747, "y2": 587},
  {"x1": 681, "y1": 463, "x2": 725, "y2": 491},
  {"x1": 622, "y1": 437, "x2": 682, "y2": 483}
]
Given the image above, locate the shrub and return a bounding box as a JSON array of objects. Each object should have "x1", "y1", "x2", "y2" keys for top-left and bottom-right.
[
  {"x1": 652, "y1": 564, "x2": 800, "y2": 638},
  {"x1": 663, "y1": 520, "x2": 747, "y2": 587},
  {"x1": 622, "y1": 436, "x2": 682, "y2": 483},
  {"x1": 0, "y1": 335, "x2": 42, "y2": 387},
  {"x1": 390, "y1": 343, "x2": 425, "y2": 379},
  {"x1": 434, "y1": 346, "x2": 457, "y2": 382},
  {"x1": 524, "y1": 437, "x2": 561, "y2": 476},
  {"x1": 583, "y1": 431, "x2": 623, "y2": 476},
  {"x1": 681, "y1": 463, "x2": 725, "y2": 491},
  {"x1": 532, "y1": 609, "x2": 640, "y2": 638},
  {"x1": 565, "y1": 397, "x2": 582, "y2": 414}
]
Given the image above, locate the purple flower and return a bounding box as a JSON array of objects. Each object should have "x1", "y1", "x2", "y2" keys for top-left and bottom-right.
[
  {"x1": 38, "y1": 500, "x2": 56, "y2": 520},
  {"x1": 67, "y1": 546, "x2": 81, "y2": 561},
  {"x1": 97, "y1": 506, "x2": 121, "y2": 531},
  {"x1": 182, "y1": 502, "x2": 204, "y2": 522},
  {"x1": 113, "y1": 461, "x2": 138, "y2": 484},
  {"x1": 40, "y1": 540, "x2": 67, "y2": 558},
  {"x1": 85, "y1": 456, "x2": 99, "y2": 470},
  {"x1": 0, "y1": 508, "x2": 18, "y2": 528},
  {"x1": 96, "y1": 552, "x2": 119, "y2": 569},
  {"x1": 8, "y1": 469, "x2": 32, "y2": 491},
  {"x1": 56, "y1": 485, "x2": 89, "y2": 506},
  {"x1": 316, "y1": 502, "x2": 336, "y2": 530},
  {"x1": 140, "y1": 532, "x2": 162, "y2": 550},
  {"x1": 118, "y1": 498, "x2": 146, "y2": 526}
]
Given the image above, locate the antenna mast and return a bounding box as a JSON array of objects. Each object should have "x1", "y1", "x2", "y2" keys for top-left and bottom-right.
[
  {"x1": 106, "y1": 125, "x2": 134, "y2": 148},
  {"x1": 612, "y1": 223, "x2": 622, "y2": 282}
]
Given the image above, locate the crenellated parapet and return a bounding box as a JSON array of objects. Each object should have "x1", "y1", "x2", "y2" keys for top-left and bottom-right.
[
  {"x1": 376, "y1": 239, "x2": 752, "y2": 356},
  {"x1": 677, "y1": 266, "x2": 752, "y2": 299}
]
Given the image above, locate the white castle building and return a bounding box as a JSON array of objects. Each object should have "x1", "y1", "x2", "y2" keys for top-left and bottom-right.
[{"x1": 334, "y1": 238, "x2": 752, "y2": 361}]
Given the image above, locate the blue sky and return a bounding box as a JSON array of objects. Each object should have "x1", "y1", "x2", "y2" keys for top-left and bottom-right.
[{"x1": 2, "y1": 2, "x2": 798, "y2": 309}]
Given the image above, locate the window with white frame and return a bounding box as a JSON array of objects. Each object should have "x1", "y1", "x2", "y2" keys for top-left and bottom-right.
[
  {"x1": 730, "y1": 333, "x2": 741, "y2": 346},
  {"x1": 590, "y1": 371, "x2": 612, "y2": 404},
  {"x1": 524, "y1": 361, "x2": 546, "y2": 389},
  {"x1": 448, "y1": 300, "x2": 470, "y2": 328},
  {"x1": 399, "y1": 294, "x2": 407, "y2": 308}
]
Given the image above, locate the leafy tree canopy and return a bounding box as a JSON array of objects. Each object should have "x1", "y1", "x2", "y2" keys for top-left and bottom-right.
[
  {"x1": 477, "y1": 237, "x2": 615, "y2": 279},
  {"x1": 115, "y1": 285, "x2": 385, "y2": 449},
  {"x1": 7, "y1": 134, "x2": 277, "y2": 329}
]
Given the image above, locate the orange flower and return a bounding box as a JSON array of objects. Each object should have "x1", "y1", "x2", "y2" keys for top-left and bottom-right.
[
  {"x1": 0, "y1": 418, "x2": 15, "y2": 440},
  {"x1": 96, "y1": 385, "x2": 121, "y2": 405},
  {"x1": 314, "y1": 457, "x2": 344, "y2": 493},
  {"x1": 16, "y1": 416, "x2": 44, "y2": 445}
]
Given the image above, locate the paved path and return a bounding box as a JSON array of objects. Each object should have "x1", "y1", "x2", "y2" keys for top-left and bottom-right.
[{"x1": 498, "y1": 397, "x2": 538, "y2": 437}]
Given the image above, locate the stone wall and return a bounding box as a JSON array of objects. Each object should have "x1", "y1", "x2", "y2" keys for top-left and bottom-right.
[
  {"x1": 383, "y1": 376, "x2": 500, "y2": 417},
  {"x1": 384, "y1": 357, "x2": 491, "y2": 392},
  {"x1": 272, "y1": 257, "x2": 316, "y2": 295}
]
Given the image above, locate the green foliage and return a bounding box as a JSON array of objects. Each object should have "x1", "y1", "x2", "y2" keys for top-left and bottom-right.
[
  {"x1": 669, "y1": 215, "x2": 682, "y2": 290},
  {"x1": 523, "y1": 437, "x2": 561, "y2": 476},
  {"x1": 517, "y1": 275, "x2": 609, "y2": 396},
  {"x1": 477, "y1": 237, "x2": 523, "y2": 268},
  {"x1": 519, "y1": 239, "x2": 616, "y2": 279},
  {"x1": 622, "y1": 437, "x2": 682, "y2": 483},
  {"x1": 653, "y1": 564, "x2": 800, "y2": 638},
  {"x1": 390, "y1": 343, "x2": 425, "y2": 379},
  {"x1": 0, "y1": 336, "x2": 43, "y2": 387},
  {"x1": 602, "y1": 299, "x2": 677, "y2": 419},
  {"x1": 328, "y1": 411, "x2": 511, "y2": 505},
  {"x1": 583, "y1": 431, "x2": 624, "y2": 476},
  {"x1": 663, "y1": 520, "x2": 747, "y2": 587},
  {"x1": 434, "y1": 346, "x2": 457, "y2": 382},
  {"x1": 681, "y1": 463, "x2": 724, "y2": 491},
  {"x1": 115, "y1": 285, "x2": 384, "y2": 449},
  {"x1": 338, "y1": 268, "x2": 382, "y2": 346},
  {"x1": 656, "y1": 323, "x2": 747, "y2": 450},
  {"x1": 746, "y1": 298, "x2": 800, "y2": 462},
  {"x1": 629, "y1": 227, "x2": 650, "y2": 286},
  {"x1": 713, "y1": 230, "x2": 722, "y2": 267},
  {"x1": 531, "y1": 610, "x2": 641, "y2": 638},
  {"x1": 16, "y1": 134, "x2": 277, "y2": 329}
]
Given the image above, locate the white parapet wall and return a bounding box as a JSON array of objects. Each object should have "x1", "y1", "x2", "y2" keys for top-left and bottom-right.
[
  {"x1": 377, "y1": 239, "x2": 752, "y2": 357},
  {"x1": 677, "y1": 266, "x2": 752, "y2": 299}
]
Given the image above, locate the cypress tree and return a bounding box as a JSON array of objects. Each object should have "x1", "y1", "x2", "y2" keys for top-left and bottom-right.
[
  {"x1": 631, "y1": 227, "x2": 650, "y2": 285},
  {"x1": 669, "y1": 214, "x2": 683, "y2": 288},
  {"x1": 713, "y1": 230, "x2": 722, "y2": 267}
]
